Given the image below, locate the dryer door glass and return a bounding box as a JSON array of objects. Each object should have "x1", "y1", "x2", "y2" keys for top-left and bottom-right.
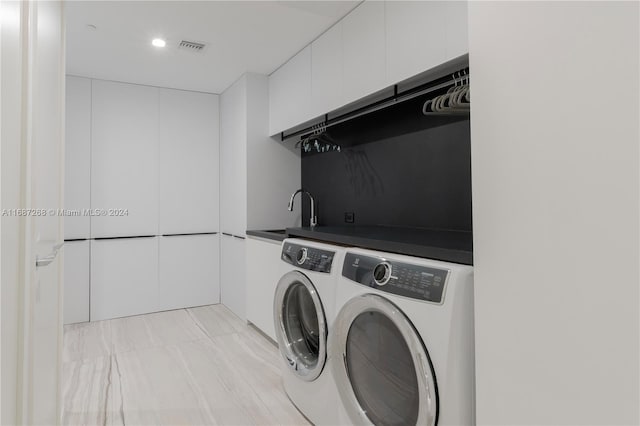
[
  {"x1": 347, "y1": 311, "x2": 419, "y2": 426},
  {"x1": 274, "y1": 271, "x2": 327, "y2": 382},
  {"x1": 331, "y1": 294, "x2": 438, "y2": 426}
]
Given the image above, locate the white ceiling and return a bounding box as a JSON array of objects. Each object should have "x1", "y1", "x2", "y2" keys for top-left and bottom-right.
[{"x1": 65, "y1": 1, "x2": 360, "y2": 94}]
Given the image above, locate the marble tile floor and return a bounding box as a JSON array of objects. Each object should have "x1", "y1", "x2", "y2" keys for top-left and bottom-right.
[{"x1": 62, "y1": 305, "x2": 310, "y2": 426}]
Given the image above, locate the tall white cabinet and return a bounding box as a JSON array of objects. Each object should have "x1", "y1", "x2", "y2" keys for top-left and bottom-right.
[
  {"x1": 159, "y1": 88, "x2": 219, "y2": 235},
  {"x1": 64, "y1": 76, "x2": 91, "y2": 240},
  {"x1": 64, "y1": 76, "x2": 92, "y2": 325},
  {"x1": 91, "y1": 80, "x2": 159, "y2": 238},
  {"x1": 64, "y1": 76, "x2": 220, "y2": 323},
  {"x1": 220, "y1": 73, "x2": 300, "y2": 320}
]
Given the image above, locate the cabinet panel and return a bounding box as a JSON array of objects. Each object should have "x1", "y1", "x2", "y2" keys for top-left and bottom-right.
[
  {"x1": 444, "y1": 1, "x2": 468, "y2": 61},
  {"x1": 311, "y1": 22, "x2": 343, "y2": 116},
  {"x1": 220, "y1": 235, "x2": 246, "y2": 321},
  {"x1": 63, "y1": 240, "x2": 90, "y2": 324},
  {"x1": 91, "y1": 80, "x2": 159, "y2": 238},
  {"x1": 159, "y1": 234, "x2": 220, "y2": 310},
  {"x1": 220, "y1": 82, "x2": 241, "y2": 234},
  {"x1": 385, "y1": 1, "x2": 448, "y2": 84},
  {"x1": 64, "y1": 76, "x2": 91, "y2": 239},
  {"x1": 268, "y1": 46, "x2": 312, "y2": 135},
  {"x1": 342, "y1": 1, "x2": 386, "y2": 104},
  {"x1": 246, "y1": 237, "x2": 282, "y2": 341},
  {"x1": 159, "y1": 89, "x2": 219, "y2": 234},
  {"x1": 220, "y1": 76, "x2": 247, "y2": 237},
  {"x1": 90, "y1": 237, "x2": 159, "y2": 321}
]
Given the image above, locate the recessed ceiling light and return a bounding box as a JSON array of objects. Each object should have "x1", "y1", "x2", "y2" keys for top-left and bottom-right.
[{"x1": 152, "y1": 38, "x2": 166, "y2": 48}]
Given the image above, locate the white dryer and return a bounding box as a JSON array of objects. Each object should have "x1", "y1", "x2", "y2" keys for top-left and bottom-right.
[
  {"x1": 330, "y1": 248, "x2": 474, "y2": 426},
  {"x1": 273, "y1": 238, "x2": 345, "y2": 425}
]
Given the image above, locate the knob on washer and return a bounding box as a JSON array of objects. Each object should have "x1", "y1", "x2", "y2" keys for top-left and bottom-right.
[
  {"x1": 373, "y1": 262, "x2": 392, "y2": 286},
  {"x1": 296, "y1": 248, "x2": 308, "y2": 265}
]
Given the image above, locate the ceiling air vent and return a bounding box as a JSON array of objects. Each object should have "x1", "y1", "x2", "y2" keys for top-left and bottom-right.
[{"x1": 178, "y1": 40, "x2": 207, "y2": 53}]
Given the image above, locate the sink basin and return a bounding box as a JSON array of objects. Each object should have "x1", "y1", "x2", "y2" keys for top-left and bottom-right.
[{"x1": 264, "y1": 229, "x2": 287, "y2": 234}]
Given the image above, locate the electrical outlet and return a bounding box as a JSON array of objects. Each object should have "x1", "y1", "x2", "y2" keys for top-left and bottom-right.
[{"x1": 344, "y1": 212, "x2": 355, "y2": 223}]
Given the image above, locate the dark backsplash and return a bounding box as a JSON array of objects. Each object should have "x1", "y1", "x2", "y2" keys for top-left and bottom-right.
[{"x1": 301, "y1": 95, "x2": 472, "y2": 232}]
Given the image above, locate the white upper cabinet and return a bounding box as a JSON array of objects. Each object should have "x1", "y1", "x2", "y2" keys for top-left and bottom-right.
[
  {"x1": 268, "y1": 46, "x2": 311, "y2": 136},
  {"x1": 159, "y1": 89, "x2": 219, "y2": 235},
  {"x1": 386, "y1": 1, "x2": 468, "y2": 85},
  {"x1": 91, "y1": 80, "x2": 159, "y2": 238},
  {"x1": 386, "y1": 1, "x2": 448, "y2": 85},
  {"x1": 444, "y1": 1, "x2": 469, "y2": 60},
  {"x1": 311, "y1": 22, "x2": 343, "y2": 117},
  {"x1": 64, "y1": 76, "x2": 91, "y2": 240},
  {"x1": 342, "y1": 0, "x2": 386, "y2": 105},
  {"x1": 267, "y1": 1, "x2": 468, "y2": 133}
]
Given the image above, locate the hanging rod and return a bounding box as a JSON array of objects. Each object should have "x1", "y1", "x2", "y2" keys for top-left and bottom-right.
[{"x1": 281, "y1": 67, "x2": 470, "y2": 142}]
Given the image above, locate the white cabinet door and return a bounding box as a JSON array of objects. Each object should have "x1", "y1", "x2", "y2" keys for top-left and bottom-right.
[
  {"x1": 90, "y1": 237, "x2": 159, "y2": 321},
  {"x1": 220, "y1": 235, "x2": 246, "y2": 321},
  {"x1": 91, "y1": 80, "x2": 159, "y2": 238},
  {"x1": 444, "y1": 1, "x2": 468, "y2": 61},
  {"x1": 268, "y1": 46, "x2": 312, "y2": 135},
  {"x1": 342, "y1": 1, "x2": 386, "y2": 104},
  {"x1": 385, "y1": 1, "x2": 448, "y2": 84},
  {"x1": 220, "y1": 76, "x2": 247, "y2": 237},
  {"x1": 231, "y1": 109, "x2": 247, "y2": 238},
  {"x1": 311, "y1": 22, "x2": 343, "y2": 117},
  {"x1": 159, "y1": 89, "x2": 219, "y2": 235},
  {"x1": 63, "y1": 240, "x2": 90, "y2": 324},
  {"x1": 246, "y1": 237, "x2": 282, "y2": 341},
  {"x1": 386, "y1": 1, "x2": 468, "y2": 85},
  {"x1": 64, "y1": 76, "x2": 91, "y2": 239},
  {"x1": 219, "y1": 82, "x2": 240, "y2": 234},
  {"x1": 159, "y1": 234, "x2": 220, "y2": 310}
]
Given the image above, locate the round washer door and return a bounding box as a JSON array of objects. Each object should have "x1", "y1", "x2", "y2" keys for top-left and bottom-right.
[
  {"x1": 273, "y1": 270, "x2": 327, "y2": 382},
  {"x1": 331, "y1": 294, "x2": 438, "y2": 426}
]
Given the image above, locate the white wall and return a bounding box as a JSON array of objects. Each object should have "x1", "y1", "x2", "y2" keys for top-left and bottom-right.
[{"x1": 469, "y1": 2, "x2": 639, "y2": 424}]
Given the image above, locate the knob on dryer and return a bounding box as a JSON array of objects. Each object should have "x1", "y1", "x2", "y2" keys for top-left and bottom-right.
[
  {"x1": 296, "y1": 248, "x2": 308, "y2": 265},
  {"x1": 373, "y1": 262, "x2": 392, "y2": 286}
]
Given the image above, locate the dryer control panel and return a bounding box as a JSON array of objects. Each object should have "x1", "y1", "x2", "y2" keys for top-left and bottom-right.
[
  {"x1": 281, "y1": 242, "x2": 334, "y2": 273},
  {"x1": 342, "y1": 253, "x2": 449, "y2": 303}
]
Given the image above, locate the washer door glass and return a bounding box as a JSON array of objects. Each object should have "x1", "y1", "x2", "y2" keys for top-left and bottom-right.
[
  {"x1": 274, "y1": 271, "x2": 327, "y2": 381},
  {"x1": 332, "y1": 294, "x2": 438, "y2": 426}
]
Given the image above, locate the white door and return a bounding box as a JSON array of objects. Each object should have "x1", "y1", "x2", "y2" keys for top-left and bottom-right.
[{"x1": 13, "y1": 1, "x2": 66, "y2": 424}]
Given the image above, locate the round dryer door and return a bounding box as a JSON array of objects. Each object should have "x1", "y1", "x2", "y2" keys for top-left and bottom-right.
[
  {"x1": 331, "y1": 294, "x2": 438, "y2": 426},
  {"x1": 273, "y1": 271, "x2": 327, "y2": 382}
]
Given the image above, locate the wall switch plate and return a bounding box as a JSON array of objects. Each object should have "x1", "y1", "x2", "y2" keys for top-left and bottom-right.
[{"x1": 344, "y1": 212, "x2": 355, "y2": 223}]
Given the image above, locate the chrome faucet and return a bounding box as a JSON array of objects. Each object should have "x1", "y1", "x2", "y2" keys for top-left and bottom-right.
[{"x1": 288, "y1": 189, "x2": 317, "y2": 229}]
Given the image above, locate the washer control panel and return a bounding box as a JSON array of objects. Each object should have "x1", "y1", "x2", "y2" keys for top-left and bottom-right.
[
  {"x1": 282, "y1": 242, "x2": 334, "y2": 273},
  {"x1": 342, "y1": 253, "x2": 449, "y2": 303}
]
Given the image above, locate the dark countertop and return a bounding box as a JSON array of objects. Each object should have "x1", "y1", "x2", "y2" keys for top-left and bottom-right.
[
  {"x1": 286, "y1": 226, "x2": 473, "y2": 265},
  {"x1": 246, "y1": 229, "x2": 288, "y2": 243}
]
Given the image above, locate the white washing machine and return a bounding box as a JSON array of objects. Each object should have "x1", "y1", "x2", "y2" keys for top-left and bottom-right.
[
  {"x1": 273, "y1": 238, "x2": 345, "y2": 425},
  {"x1": 330, "y1": 248, "x2": 475, "y2": 426}
]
